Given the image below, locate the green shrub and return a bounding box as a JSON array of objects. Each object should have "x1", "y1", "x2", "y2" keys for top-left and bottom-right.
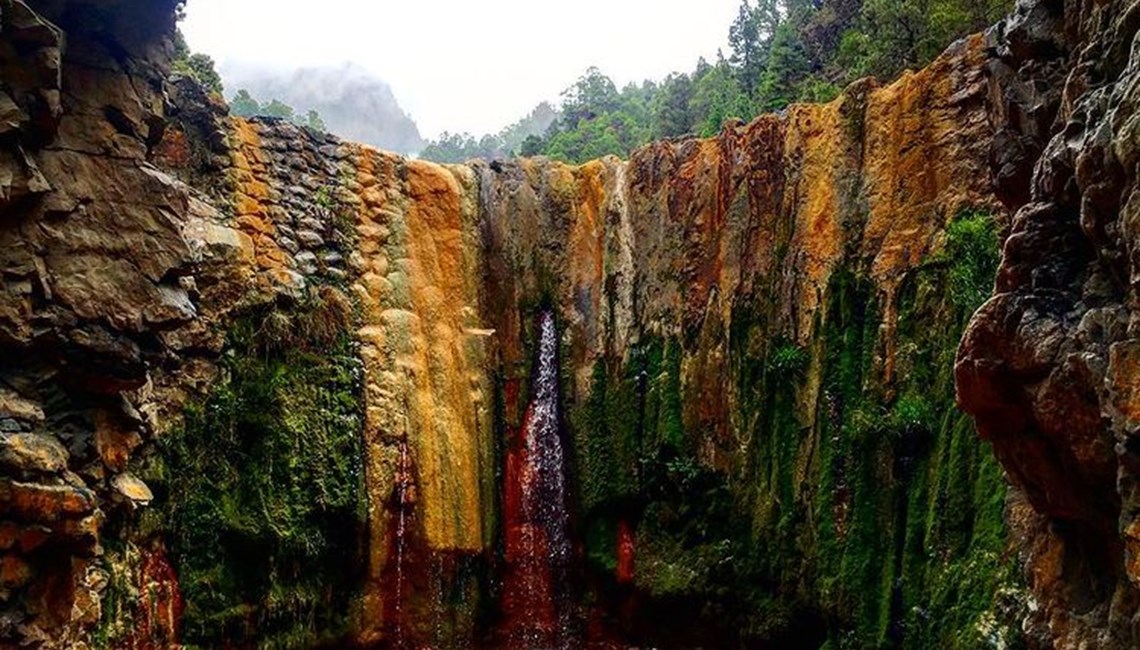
[
  {"x1": 766, "y1": 340, "x2": 809, "y2": 381},
  {"x1": 938, "y1": 212, "x2": 1000, "y2": 314},
  {"x1": 890, "y1": 393, "x2": 934, "y2": 436}
]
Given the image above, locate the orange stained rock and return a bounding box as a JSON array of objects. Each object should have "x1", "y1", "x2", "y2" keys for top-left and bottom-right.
[
  {"x1": 352, "y1": 148, "x2": 492, "y2": 643},
  {"x1": 351, "y1": 146, "x2": 397, "y2": 643},
  {"x1": 677, "y1": 137, "x2": 730, "y2": 330},
  {"x1": 568, "y1": 160, "x2": 606, "y2": 325},
  {"x1": 860, "y1": 35, "x2": 996, "y2": 381},
  {"x1": 401, "y1": 158, "x2": 490, "y2": 553},
  {"x1": 0, "y1": 479, "x2": 96, "y2": 521},
  {"x1": 151, "y1": 127, "x2": 191, "y2": 171},
  {"x1": 863, "y1": 34, "x2": 996, "y2": 281},
  {"x1": 93, "y1": 408, "x2": 141, "y2": 473},
  {"x1": 226, "y1": 118, "x2": 294, "y2": 284},
  {"x1": 1109, "y1": 341, "x2": 1140, "y2": 424},
  {"x1": 782, "y1": 100, "x2": 845, "y2": 344},
  {"x1": 736, "y1": 115, "x2": 788, "y2": 291},
  {"x1": 566, "y1": 159, "x2": 609, "y2": 391},
  {"x1": 208, "y1": 30, "x2": 1003, "y2": 646}
]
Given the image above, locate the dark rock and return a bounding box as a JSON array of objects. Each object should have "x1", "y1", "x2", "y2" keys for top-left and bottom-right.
[
  {"x1": 299, "y1": 217, "x2": 326, "y2": 232},
  {"x1": 296, "y1": 229, "x2": 324, "y2": 248},
  {"x1": 958, "y1": 0, "x2": 1140, "y2": 645},
  {"x1": 295, "y1": 251, "x2": 318, "y2": 275}
]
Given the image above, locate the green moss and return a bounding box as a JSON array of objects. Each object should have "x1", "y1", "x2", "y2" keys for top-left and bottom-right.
[
  {"x1": 632, "y1": 454, "x2": 744, "y2": 600},
  {"x1": 571, "y1": 358, "x2": 641, "y2": 514},
  {"x1": 644, "y1": 338, "x2": 686, "y2": 453},
  {"x1": 146, "y1": 287, "x2": 366, "y2": 649},
  {"x1": 628, "y1": 210, "x2": 1020, "y2": 648},
  {"x1": 568, "y1": 333, "x2": 764, "y2": 629},
  {"x1": 539, "y1": 210, "x2": 1013, "y2": 647},
  {"x1": 584, "y1": 516, "x2": 619, "y2": 573},
  {"x1": 92, "y1": 540, "x2": 134, "y2": 648},
  {"x1": 799, "y1": 210, "x2": 1018, "y2": 649}
]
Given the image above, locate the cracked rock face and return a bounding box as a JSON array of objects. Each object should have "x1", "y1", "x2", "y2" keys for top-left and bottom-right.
[
  {"x1": 0, "y1": 0, "x2": 244, "y2": 645},
  {"x1": 957, "y1": 0, "x2": 1140, "y2": 645}
]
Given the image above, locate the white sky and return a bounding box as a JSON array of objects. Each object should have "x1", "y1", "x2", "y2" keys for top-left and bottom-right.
[{"x1": 180, "y1": 0, "x2": 742, "y2": 139}]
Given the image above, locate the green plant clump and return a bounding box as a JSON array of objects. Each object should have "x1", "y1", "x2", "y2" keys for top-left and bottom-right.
[
  {"x1": 766, "y1": 339, "x2": 810, "y2": 380},
  {"x1": 938, "y1": 211, "x2": 1001, "y2": 314}
]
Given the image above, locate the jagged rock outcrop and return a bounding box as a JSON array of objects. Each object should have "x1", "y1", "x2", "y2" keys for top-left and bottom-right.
[{"x1": 956, "y1": 0, "x2": 1140, "y2": 646}]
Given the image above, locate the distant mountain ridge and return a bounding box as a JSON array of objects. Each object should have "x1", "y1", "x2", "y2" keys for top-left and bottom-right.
[{"x1": 220, "y1": 62, "x2": 425, "y2": 154}]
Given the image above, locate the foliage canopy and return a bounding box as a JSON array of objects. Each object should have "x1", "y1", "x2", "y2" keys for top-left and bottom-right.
[{"x1": 420, "y1": 0, "x2": 1009, "y2": 164}]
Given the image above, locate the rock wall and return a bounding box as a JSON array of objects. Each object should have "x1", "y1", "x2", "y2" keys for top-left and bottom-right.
[
  {"x1": 4, "y1": 0, "x2": 1139, "y2": 648},
  {"x1": 139, "y1": 30, "x2": 1015, "y2": 649},
  {"x1": 957, "y1": 0, "x2": 1140, "y2": 646},
  {"x1": 460, "y1": 35, "x2": 1015, "y2": 648},
  {"x1": 0, "y1": 1, "x2": 251, "y2": 646}
]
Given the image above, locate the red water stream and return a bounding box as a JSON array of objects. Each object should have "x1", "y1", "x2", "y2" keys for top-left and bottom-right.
[{"x1": 501, "y1": 311, "x2": 574, "y2": 648}]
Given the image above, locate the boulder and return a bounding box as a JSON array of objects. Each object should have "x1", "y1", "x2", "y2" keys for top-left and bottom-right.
[{"x1": 0, "y1": 433, "x2": 67, "y2": 474}]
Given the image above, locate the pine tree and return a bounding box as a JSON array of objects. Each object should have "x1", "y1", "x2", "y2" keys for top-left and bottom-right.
[
  {"x1": 756, "y1": 21, "x2": 812, "y2": 111},
  {"x1": 653, "y1": 73, "x2": 696, "y2": 138},
  {"x1": 230, "y1": 90, "x2": 260, "y2": 117}
]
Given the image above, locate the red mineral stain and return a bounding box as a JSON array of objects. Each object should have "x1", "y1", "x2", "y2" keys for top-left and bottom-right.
[
  {"x1": 616, "y1": 519, "x2": 635, "y2": 585},
  {"x1": 131, "y1": 542, "x2": 183, "y2": 650}
]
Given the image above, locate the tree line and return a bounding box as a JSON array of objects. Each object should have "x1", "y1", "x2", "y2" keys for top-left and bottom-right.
[
  {"x1": 228, "y1": 90, "x2": 328, "y2": 132},
  {"x1": 420, "y1": 0, "x2": 1008, "y2": 164}
]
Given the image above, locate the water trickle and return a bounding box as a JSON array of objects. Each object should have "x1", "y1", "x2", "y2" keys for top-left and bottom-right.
[
  {"x1": 502, "y1": 310, "x2": 574, "y2": 647},
  {"x1": 391, "y1": 438, "x2": 414, "y2": 646}
]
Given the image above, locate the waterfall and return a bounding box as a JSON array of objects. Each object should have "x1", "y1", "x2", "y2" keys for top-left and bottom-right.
[{"x1": 502, "y1": 310, "x2": 574, "y2": 647}]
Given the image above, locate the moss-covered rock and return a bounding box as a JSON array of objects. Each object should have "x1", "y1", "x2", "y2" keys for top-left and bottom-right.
[
  {"x1": 144, "y1": 287, "x2": 366, "y2": 648},
  {"x1": 565, "y1": 212, "x2": 1024, "y2": 648}
]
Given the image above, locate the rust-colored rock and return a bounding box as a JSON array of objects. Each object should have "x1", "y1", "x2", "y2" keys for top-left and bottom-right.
[
  {"x1": 0, "y1": 433, "x2": 68, "y2": 475},
  {"x1": 0, "y1": 480, "x2": 96, "y2": 523},
  {"x1": 0, "y1": 553, "x2": 33, "y2": 588},
  {"x1": 956, "y1": 0, "x2": 1140, "y2": 646}
]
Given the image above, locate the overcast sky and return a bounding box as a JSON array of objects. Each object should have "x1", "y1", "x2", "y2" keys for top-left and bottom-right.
[{"x1": 180, "y1": 0, "x2": 742, "y2": 139}]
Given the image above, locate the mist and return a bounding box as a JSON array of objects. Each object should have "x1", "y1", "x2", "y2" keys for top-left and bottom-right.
[
  {"x1": 220, "y1": 62, "x2": 425, "y2": 154},
  {"x1": 179, "y1": 0, "x2": 742, "y2": 139}
]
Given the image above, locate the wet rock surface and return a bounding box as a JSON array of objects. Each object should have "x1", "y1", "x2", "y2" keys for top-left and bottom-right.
[
  {"x1": 0, "y1": 0, "x2": 239, "y2": 644},
  {"x1": 3, "y1": 0, "x2": 1140, "y2": 647},
  {"x1": 957, "y1": 0, "x2": 1140, "y2": 645}
]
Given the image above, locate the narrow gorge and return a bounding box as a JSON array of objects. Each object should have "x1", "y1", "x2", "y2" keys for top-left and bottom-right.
[{"x1": 1, "y1": 0, "x2": 1139, "y2": 648}]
